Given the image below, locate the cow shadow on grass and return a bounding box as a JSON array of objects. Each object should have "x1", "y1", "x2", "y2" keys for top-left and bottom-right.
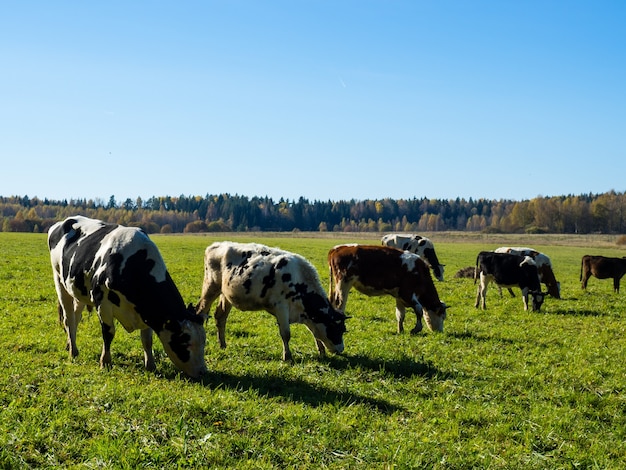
[
  {"x1": 193, "y1": 369, "x2": 403, "y2": 414},
  {"x1": 447, "y1": 330, "x2": 519, "y2": 343},
  {"x1": 551, "y1": 308, "x2": 604, "y2": 317},
  {"x1": 325, "y1": 353, "x2": 455, "y2": 381},
  {"x1": 163, "y1": 352, "x2": 454, "y2": 413}
]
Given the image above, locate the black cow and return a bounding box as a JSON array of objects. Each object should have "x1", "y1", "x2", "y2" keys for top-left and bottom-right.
[
  {"x1": 48, "y1": 216, "x2": 207, "y2": 378},
  {"x1": 474, "y1": 251, "x2": 546, "y2": 311},
  {"x1": 580, "y1": 255, "x2": 626, "y2": 293}
]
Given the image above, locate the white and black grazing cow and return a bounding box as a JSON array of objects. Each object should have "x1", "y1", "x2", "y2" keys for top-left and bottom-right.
[
  {"x1": 474, "y1": 251, "x2": 546, "y2": 312},
  {"x1": 495, "y1": 247, "x2": 560, "y2": 298},
  {"x1": 580, "y1": 255, "x2": 626, "y2": 293},
  {"x1": 48, "y1": 216, "x2": 207, "y2": 378},
  {"x1": 381, "y1": 233, "x2": 445, "y2": 281},
  {"x1": 328, "y1": 244, "x2": 447, "y2": 334},
  {"x1": 195, "y1": 241, "x2": 347, "y2": 362}
]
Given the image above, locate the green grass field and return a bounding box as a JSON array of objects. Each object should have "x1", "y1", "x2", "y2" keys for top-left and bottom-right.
[{"x1": 1, "y1": 232, "x2": 625, "y2": 468}]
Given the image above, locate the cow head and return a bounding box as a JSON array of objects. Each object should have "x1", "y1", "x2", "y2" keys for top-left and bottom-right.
[
  {"x1": 537, "y1": 265, "x2": 561, "y2": 299},
  {"x1": 530, "y1": 291, "x2": 547, "y2": 312},
  {"x1": 309, "y1": 308, "x2": 347, "y2": 354},
  {"x1": 422, "y1": 301, "x2": 447, "y2": 332},
  {"x1": 431, "y1": 262, "x2": 445, "y2": 282},
  {"x1": 159, "y1": 308, "x2": 208, "y2": 379}
]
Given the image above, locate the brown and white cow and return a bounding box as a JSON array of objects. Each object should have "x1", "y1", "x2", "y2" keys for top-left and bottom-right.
[
  {"x1": 48, "y1": 216, "x2": 208, "y2": 378},
  {"x1": 328, "y1": 244, "x2": 447, "y2": 334},
  {"x1": 195, "y1": 241, "x2": 347, "y2": 362},
  {"x1": 580, "y1": 255, "x2": 626, "y2": 293},
  {"x1": 381, "y1": 233, "x2": 445, "y2": 281},
  {"x1": 475, "y1": 251, "x2": 546, "y2": 312},
  {"x1": 495, "y1": 247, "x2": 560, "y2": 298}
]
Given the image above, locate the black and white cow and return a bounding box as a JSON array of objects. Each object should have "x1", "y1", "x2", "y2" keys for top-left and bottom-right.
[
  {"x1": 495, "y1": 246, "x2": 561, "y2": 298},
  {"x1": 328, "y1": 244, "x2": 447, "y2": 334},
  {"x1": 381, "y1": 233, "x2": 445, "y2": 281},
  {"x1": 48, "y1": 216, "x2": 207, "y2": 378},
  {"x1": 195, "y1": 241, "x2": 347, "y2": 362},
  {"x1": 474, "y1": 251, "x2": 546, "y2": 312}
]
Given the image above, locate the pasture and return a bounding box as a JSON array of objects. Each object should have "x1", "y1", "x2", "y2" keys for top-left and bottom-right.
[{"x1": 1, "y1": 231, "x2": 625, "y2": 468}]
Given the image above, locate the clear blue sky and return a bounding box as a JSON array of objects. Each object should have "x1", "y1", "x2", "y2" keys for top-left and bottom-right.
[{"x1": 2, "y1": 1, "x2": 625, "y2": 203}]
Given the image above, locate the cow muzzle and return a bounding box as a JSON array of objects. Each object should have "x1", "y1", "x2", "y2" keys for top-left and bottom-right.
[{"x1": 423, "y1": 302, "x2": 447, "y2": 332}]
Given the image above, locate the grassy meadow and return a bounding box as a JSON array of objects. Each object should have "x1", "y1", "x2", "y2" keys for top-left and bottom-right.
[{"x1": 1, "y1": 231, "x2": 626, "y2": 468}]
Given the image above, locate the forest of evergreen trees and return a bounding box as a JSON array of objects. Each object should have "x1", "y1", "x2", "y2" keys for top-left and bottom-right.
[{"x1": 1, "y1": 191, "x2": 625, "y2": 235}]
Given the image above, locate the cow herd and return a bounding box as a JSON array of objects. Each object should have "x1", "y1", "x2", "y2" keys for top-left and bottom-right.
[{"x1": 47, "y1": 216, "x2": 626, "y2": 379}]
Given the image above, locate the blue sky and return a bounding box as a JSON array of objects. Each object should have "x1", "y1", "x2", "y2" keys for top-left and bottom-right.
[{"x1": 2, "y1": 1, "x2": 625, "y2": 203}]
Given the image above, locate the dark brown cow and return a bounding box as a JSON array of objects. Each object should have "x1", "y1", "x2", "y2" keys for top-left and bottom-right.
[
  {"x1": 580, "y1": 255, "x2": 626, "y2": 293},
  {"x1": 327, "y1": 244, "x2": 447, "y2": 334}
]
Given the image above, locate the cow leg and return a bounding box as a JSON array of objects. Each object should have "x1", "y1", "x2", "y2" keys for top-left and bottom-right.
[
  {"x1": 140, "y1": 328, "x2": 156, "y2": 371},
  {"x1": 60, "y1": 301, "x2": 80, "y2": 357},
  {"x1": 55, "y1": 284, "x2": 82, "y2": 358},
  {"x1": 614, "y1": 277, "x2": 620, "y2": 293},
  {"x1": 196, "y1": 281, "x2": 221, "y2": 316},
  {"x1": 581, "y1": 270, "x2": 590, "y2": 290},
  {"x1": 214, "y1": 295, "x2": 232, "y2": 349},
  {"x1": 412, "y1": 304, "x2": 424, "y2": 334},
  {"x1": 274, "y1": 307, "x2": 293, "y2": 362},
  {"x1": 406, "y1": 297, "x2": 425, "y2": 335},
  {"x1": 301, "y1": 320, "x2": 327, "y2": 357},
  {"x1": 332, "y1": 279, "x2": 351, "y2": 313},
  {"x1": 395, "y1": 299, "x2": 406, "y2": 333},
  {"x1": 97, "y1": 305, "x2": 115, "y2": 369},
  {"x1": 475, "y1": 276, "x2": 488, "y2": 310},
  {"x1": 497, "y1": 286, "x2": 515, "y2": 297},
  {"x1": 314, "y1": 339, "x2": 326, "y2": 356},
  {"x1": 521, "y1": 287, "x2": 530, "y2": 311}
]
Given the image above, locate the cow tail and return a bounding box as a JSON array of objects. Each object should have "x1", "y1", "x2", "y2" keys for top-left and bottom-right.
[
  {"x1": 579, "y1": 258, "x2": 583, "y2": 281},
  {"x1": 58, "y1": 302, "x2": 63, "y2": 326},
  {"x1": 474, "y1": 255, "x2": 479, "y2": 284},
  {"x1": 328, "y1": 266, "x2": 335, "y2": 304}
]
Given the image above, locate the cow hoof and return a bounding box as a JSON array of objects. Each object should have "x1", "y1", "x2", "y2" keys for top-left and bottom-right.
[{"x1": 410, "y1": 326, "x2": 423, "y2": 335}]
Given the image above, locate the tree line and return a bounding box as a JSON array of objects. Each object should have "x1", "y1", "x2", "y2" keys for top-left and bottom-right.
[{"x1": 1, "y1": 191, "x2": 625, "y2": 234}]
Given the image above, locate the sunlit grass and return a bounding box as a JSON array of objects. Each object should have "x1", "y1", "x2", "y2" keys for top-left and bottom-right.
[{"x1": 1, "y1": 232, "x2": 625, "y2": 468}]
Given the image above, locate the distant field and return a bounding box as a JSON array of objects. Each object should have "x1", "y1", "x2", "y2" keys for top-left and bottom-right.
[{"x1": 1, "y1": 231, "x2": 625, "y2": 468}]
